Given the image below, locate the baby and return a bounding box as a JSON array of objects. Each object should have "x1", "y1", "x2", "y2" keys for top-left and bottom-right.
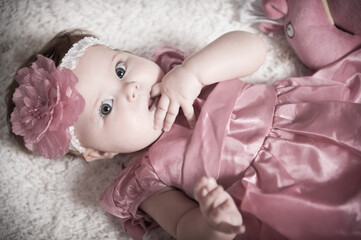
[{"x1": 6, "y1": 29, "x2": 361, "y2": 239}]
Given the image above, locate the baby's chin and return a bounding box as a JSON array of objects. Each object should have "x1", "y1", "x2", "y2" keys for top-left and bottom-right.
[
  {"x1": 131, "y1": 129, "x2": 163, "y2": 153},
  {"x1": 148, "y1": 128, "x2": 164, "y2": 148}
]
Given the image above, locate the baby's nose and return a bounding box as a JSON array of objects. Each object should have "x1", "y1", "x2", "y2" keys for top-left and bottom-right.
[{"x1": 125, "y1": 82, "x2": 139, "y2": 102}]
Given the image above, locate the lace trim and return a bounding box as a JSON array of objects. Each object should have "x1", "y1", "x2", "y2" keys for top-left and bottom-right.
[
  {"x1": 60, "y1": 36, "x2": 103, "y2": 70},
  {"x1": 68, "y1": 126, "x2": 86, "y2": 154},
  {"x1": 60, "y1": 36, "x2": 104, "y2": 154}
]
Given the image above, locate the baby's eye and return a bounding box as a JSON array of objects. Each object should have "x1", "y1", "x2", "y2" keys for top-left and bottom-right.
[
  {"x1": 115, "y1": 63, "x2": 126, "y2": 79},
  {"x1": 100, "y1": 99, "x2": 113, "y2": 117}
]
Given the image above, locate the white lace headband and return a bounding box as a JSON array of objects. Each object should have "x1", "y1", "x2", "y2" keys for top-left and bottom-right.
[{"x1": 60, "y1": 36, "x2": 104, "y2": 154}]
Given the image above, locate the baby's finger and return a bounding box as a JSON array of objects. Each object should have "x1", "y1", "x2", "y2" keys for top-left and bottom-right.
[
  {"x1": 195, "y1": 178, "x2": 217, "y2": 200},
  {"x1": 163, "y1": 102, "x2": 180, "y2": 132},
  {"x1": 212, "y1": 199, "x2": 245, "y2": 233},
  {"x1": 217, "y1": 222, "x2": 246, "y2": 235},
  {"x1": 150, "y1": 83, "x2": 161, "y2": 98},
  {"x1": 194, "y1": 177, "x2": 211, "y2": 201},
  {"x1": 154, "y1": 95, "x2": 170, "y2": 130},
  {"x1": 202, "y1": 186, "x2": 228, "y2": 215},
  {"x1": 181, "y1": 103, "x2": 196, "y2": 129},
  {"x1": 204, "y1": 178, "x2": 219, "y2": 194}
]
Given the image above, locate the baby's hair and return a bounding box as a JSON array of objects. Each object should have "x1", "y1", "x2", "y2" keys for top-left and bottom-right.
[{"x1": 5, "y1": 29, "x2": 96, "y2": 156}]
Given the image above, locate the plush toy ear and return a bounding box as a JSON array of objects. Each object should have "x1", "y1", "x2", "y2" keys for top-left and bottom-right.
[
  {"x1": 262, "y1": 0, "x2": 288, "y2": 19},
  {"x1": 259, "y1": 0, "x2": 288, "y2": 33},
  {"x1": 259, "y1": 22, "x2": 284, "y2": 33},
  {"x1": 81, "y1": 148, "x2": 117, "y2": 162}
]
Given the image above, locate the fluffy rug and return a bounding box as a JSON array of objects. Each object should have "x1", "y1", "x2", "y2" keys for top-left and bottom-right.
[{"x1": 0, "y1": 0, "x2": 307, "y2": 239}]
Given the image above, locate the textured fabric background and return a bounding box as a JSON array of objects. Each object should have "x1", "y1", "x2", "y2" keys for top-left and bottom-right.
[{"x1": 0, "y1": 0, "x2": 306, "y2": 239}]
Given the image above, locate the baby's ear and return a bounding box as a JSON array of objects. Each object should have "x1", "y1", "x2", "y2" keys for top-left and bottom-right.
[{"x1": 82, "y1": 148, "x2": 117, "y2": 162}]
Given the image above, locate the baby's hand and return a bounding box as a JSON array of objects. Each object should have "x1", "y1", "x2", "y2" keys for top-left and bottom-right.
[
  {"x1": 151, "y1": 65, "x2": 202, "y2": 132},
  {"x1": 194, "y1": 177, "x2": 245, "y2": 236}
]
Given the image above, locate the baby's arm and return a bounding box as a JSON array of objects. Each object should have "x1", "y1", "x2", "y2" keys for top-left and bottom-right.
[
  {"x1": 182, "y1": 30, "x2": 266, "y2": 85},
  {"x1": 152, "y1": 31, "x2": 266, "y2": 131},
  {"x1": 140, "y1": 178, "x2": 244, "y2": 240}
]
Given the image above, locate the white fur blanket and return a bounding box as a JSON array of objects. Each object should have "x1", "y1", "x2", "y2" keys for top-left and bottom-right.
[{"x1": 0, "y1": 0, "x2": 306, "y2": 239}]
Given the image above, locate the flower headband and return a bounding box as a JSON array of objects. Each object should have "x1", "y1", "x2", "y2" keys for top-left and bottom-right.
[{"x1": 11, "y1": 37, "x2": 103, "y2": 159}]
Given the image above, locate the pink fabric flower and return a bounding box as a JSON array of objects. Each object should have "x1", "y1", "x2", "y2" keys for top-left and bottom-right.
[
  {"x1": 11, "y1": 55, "x2": 85, "y2": 159},
  {"x1": 150, "y1": 45, "x2": 188, "y2": 73}
]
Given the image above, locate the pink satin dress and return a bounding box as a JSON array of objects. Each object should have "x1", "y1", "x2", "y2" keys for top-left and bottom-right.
[{"x1": 100, "y1": 46, "x2": 361, "y2": 240}]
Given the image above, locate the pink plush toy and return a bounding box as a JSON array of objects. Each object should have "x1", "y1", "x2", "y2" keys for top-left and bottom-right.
[{"x1": 259, "y1": 0, "x2": 361, "y2": 70}]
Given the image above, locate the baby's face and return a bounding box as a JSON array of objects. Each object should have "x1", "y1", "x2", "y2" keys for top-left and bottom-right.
[{"x1": 73, "y1": 45, "x2": 164, "y2": 157}]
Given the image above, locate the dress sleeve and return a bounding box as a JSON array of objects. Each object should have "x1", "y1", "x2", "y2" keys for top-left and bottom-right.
[{"x1": 99, "y1": 154, "x2": 167, "y2": 240}]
